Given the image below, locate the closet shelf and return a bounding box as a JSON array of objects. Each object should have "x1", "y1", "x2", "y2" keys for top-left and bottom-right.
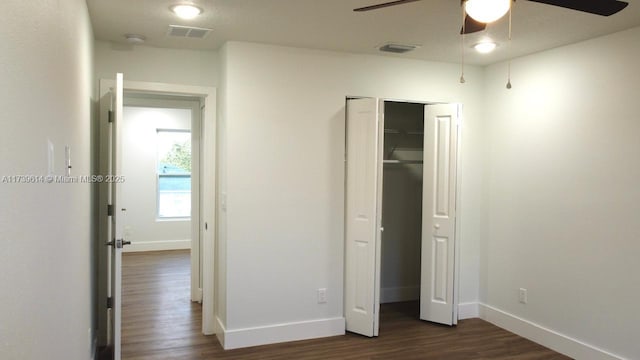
[
  {"x1": 383, "y1": 160, "x2": 423, "y2": 165},
  {"x1": 384, "y1": 129, "x2": 424, "y2": 135}
]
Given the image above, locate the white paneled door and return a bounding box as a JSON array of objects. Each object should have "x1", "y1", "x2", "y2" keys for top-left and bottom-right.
[
  {"x1": 344, "y1": 98, "x2": 381, "y2": 337},
  {"x1": 420, "y1": 104, "x2": 459, "y2": 326},
  {"x1": 107, "y1": 73, "x2": 126, "y2": 360}
]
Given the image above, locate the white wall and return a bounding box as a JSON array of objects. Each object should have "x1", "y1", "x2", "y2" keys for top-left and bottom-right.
[
  {"x1": 0, "y1": 0, "x2": 95, "y2": 359},
  {"x1": 482, "y1": 26, "x2": 640, "y2": 359},
  {"x1": 121, "y1": 106, "x2": 192, "y2": 252},
  {"x1": 218, "y1": 41, "x2": 486, "y2": 347},
  {"x1": 94, "y1": 40, "x2": 218, "y2": 87}
]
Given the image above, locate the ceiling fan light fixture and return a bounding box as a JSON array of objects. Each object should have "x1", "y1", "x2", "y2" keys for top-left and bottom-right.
[
  {"x1": 170, "y1": 4, "x2": 203, "y2": 19},
  {"x1": 465, "y1": 0, "x2": 510, "y2": 23},
  {"x1": 473, "y1": 41, "x2": 497, "y2": 53}
]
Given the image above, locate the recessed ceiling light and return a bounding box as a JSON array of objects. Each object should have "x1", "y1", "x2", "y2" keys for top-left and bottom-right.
[
  {"x1": 124, "y1": 34, "x2": 146, "y2": 44},
  {"x1": 170, "y1": 4, "x2": 203, "y2": 20},
  {"x1": 473, "y1": 42, "x2": 497, "y2": 54}
]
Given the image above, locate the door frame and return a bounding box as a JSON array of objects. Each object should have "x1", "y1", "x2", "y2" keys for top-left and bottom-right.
[
  {"x1": 97, "y1": 80, "x2": 217, "y2": 347},
  {"x1": 344, "y1": 97, "x2": 463, "y2": 335}
]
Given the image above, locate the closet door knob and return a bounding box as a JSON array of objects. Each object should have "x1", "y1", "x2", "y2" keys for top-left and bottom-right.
[{"x1": 434, "y1": 224, "x2": 440, "y2": 229}]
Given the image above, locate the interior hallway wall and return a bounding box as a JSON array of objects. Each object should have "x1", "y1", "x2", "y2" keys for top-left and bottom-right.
[
  {"x1": 0, "y1": 0, "x2": 95, "y2": 358},
  {"x1": 94, "y1": 40, "x2": 218, "y2": 87}
]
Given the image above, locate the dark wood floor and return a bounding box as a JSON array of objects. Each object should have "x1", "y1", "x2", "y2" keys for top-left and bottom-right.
[{"x1": 122, "y1": 250, "x2": 571, "y2": 359}]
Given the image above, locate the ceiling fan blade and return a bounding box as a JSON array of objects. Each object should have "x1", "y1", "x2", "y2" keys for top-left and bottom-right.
[
  {"x1": 527, "y1": 0, "x2": 628, "y2": 16},
  {"x1": 461, "y1": 15, "x2": 487, "y2": 34},
  {"x1": 354, "y1": 0, "x2": 422, "y2": 12}
]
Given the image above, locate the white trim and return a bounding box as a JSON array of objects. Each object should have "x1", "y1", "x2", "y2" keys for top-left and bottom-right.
[
  {"x1": 215, "y1": 317, "x2": 226, "y2": 348},
  {"x1": 122, "y1": 239, "x2": 191, "y2": 253},
  {"x1": 452, "y1": 104, "x2": 463, "y2": 326},
  {"x1": 374, "y1": 99, "x2": 384, "y2": 337},
  {"x1": 457, "y1": 302, "x2": 479, "y2": 319},
  {"x1": 123, "y1": 80, "x2": 214, "y2": 98},
  {"x1": 200, "y1": 87, "x2": 217, "y2": 335},
  {"x1": 479, "y1": 304, "x2": 626, "y2": 360},
  {"x1": 220, "y1": 318, "x2": 345, "y2": 350},
  {"x1": 380, "y1": 286, "x2": 420, "y2": 304}
]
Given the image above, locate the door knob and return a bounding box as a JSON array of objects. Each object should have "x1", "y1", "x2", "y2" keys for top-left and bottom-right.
[{"x1": 434, "y1": 224, "x2": 440, "y2": 229}]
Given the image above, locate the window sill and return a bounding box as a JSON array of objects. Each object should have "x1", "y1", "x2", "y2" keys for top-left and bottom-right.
[{"x1": 156, "y1": 217, "x2": 191, "y2": 222}]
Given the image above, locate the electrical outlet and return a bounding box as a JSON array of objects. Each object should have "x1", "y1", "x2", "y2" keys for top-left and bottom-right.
[
  {"x1": 519, "y1": 288, "x2": 528, "y2": 304},
  {"x1": 317, "y1": 288, "x2": 327, "y2": 304}
]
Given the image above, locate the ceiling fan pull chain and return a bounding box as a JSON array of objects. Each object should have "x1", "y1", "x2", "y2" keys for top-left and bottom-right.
[
  {"x1": 506, "y1": 1, "x2": 513, "y2": 89},
  {"x1": 460, "y1": 4, "x2": 466, "y2": 84}
]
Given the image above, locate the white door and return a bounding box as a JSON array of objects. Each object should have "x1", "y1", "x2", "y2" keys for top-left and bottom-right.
[
  {"x1": 344, "y1": 98, "x2": 382, "y2": 337},
  {"x1": 107, "y1": 73, "x2": 127, "y2": 359},
  {"x1": 420, "y1": 104, "x2": 459, "y2": 325}
]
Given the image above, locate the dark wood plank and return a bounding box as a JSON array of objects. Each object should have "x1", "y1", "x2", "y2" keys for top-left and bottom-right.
[{"x1": 122, "y1": 251, "x2": 571, "y2": 359}]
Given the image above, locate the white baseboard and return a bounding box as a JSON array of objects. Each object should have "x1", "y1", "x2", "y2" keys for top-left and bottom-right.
[
  {"x1": 123, "y1": 239, "x2": 191, "y2": 253},
  {"x1": 380, "y1": 286, "x2": 419, "y2": 304},
  {"x1": 479, "y1": 303, "x2": 625, "y2": 360},
  {"x1": 216, "y1": 317, "x2": 226, "y2": 348},
  {"x1": 220, "y1": 317, "x2": 345, "y2": 350},
  {"x1": 457, "y1": 302, "x2": 479, "y2": 320}
]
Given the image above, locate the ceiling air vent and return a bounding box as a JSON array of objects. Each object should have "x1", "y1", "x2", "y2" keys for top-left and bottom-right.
[
  {"x1": 378, "y1": 43, "x2": 420, "y2": 54},
  {"x1": 167, "y1": 25, "x2": 212, "y2": 39}
]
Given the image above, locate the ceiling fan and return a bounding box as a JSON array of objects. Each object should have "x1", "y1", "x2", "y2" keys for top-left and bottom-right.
[{"x1": 354, "y1": 0, "x2": 629, "y2": 34}]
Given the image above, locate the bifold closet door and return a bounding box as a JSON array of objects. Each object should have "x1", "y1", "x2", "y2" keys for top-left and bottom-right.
[
  {"x1": 420, "y1": 104, "x2": 459, "y2": 326},
  {"x1": 344, "y1": 98, "x2": 381, "y2": 337}
]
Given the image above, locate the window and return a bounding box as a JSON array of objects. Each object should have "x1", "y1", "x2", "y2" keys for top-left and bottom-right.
[{"x1": 157, "y1": 130, "x2": 191, "y2": 218}]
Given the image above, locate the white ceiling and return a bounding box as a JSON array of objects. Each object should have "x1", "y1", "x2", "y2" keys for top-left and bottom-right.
[{"x1": 87, "y1": 0, "x2": 640, "y2": 65}]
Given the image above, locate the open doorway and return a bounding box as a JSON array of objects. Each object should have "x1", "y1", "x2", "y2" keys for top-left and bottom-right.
[
  {"x1": 96, "y1": 78, "x2": 216, "y2": 359},
  {"x1": 121, "y1": 95, "x2": 202, "y2": 298},
  {"x1": 378, "y1": 101, "x2": 425, "y2": 331},
  {"x1": 119, "y1": 96, "x2": 201, "y2": 355}
]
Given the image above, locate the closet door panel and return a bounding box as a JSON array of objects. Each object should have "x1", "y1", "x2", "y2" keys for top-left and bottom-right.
[
  {"x1": 345, "y1": 98, "x2": 381, "y2": 337},
  {"x1": 420, "y1": 104, "x2": 459, "y2": 326}
]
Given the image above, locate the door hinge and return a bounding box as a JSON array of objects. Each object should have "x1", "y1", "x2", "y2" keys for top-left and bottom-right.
[
  {"x1": 108, "y1": 110, "x2": 113, "y2": 123},
  {"x1": 106, "y1": 297, "x2": 113, "y2": 309},
  {"x1": 107, "y1": 204, "x2": 113, "y2": 217}
]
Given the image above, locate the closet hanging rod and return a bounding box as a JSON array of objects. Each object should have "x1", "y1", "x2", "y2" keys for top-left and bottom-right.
[{"x1": 383, "y1": 160, "x2": 423, "y2": 165}]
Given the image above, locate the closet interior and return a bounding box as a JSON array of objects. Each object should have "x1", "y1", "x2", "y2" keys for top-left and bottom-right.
[{"x1": 380, "y1": 101, "x2": 425, "y2": 321}]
